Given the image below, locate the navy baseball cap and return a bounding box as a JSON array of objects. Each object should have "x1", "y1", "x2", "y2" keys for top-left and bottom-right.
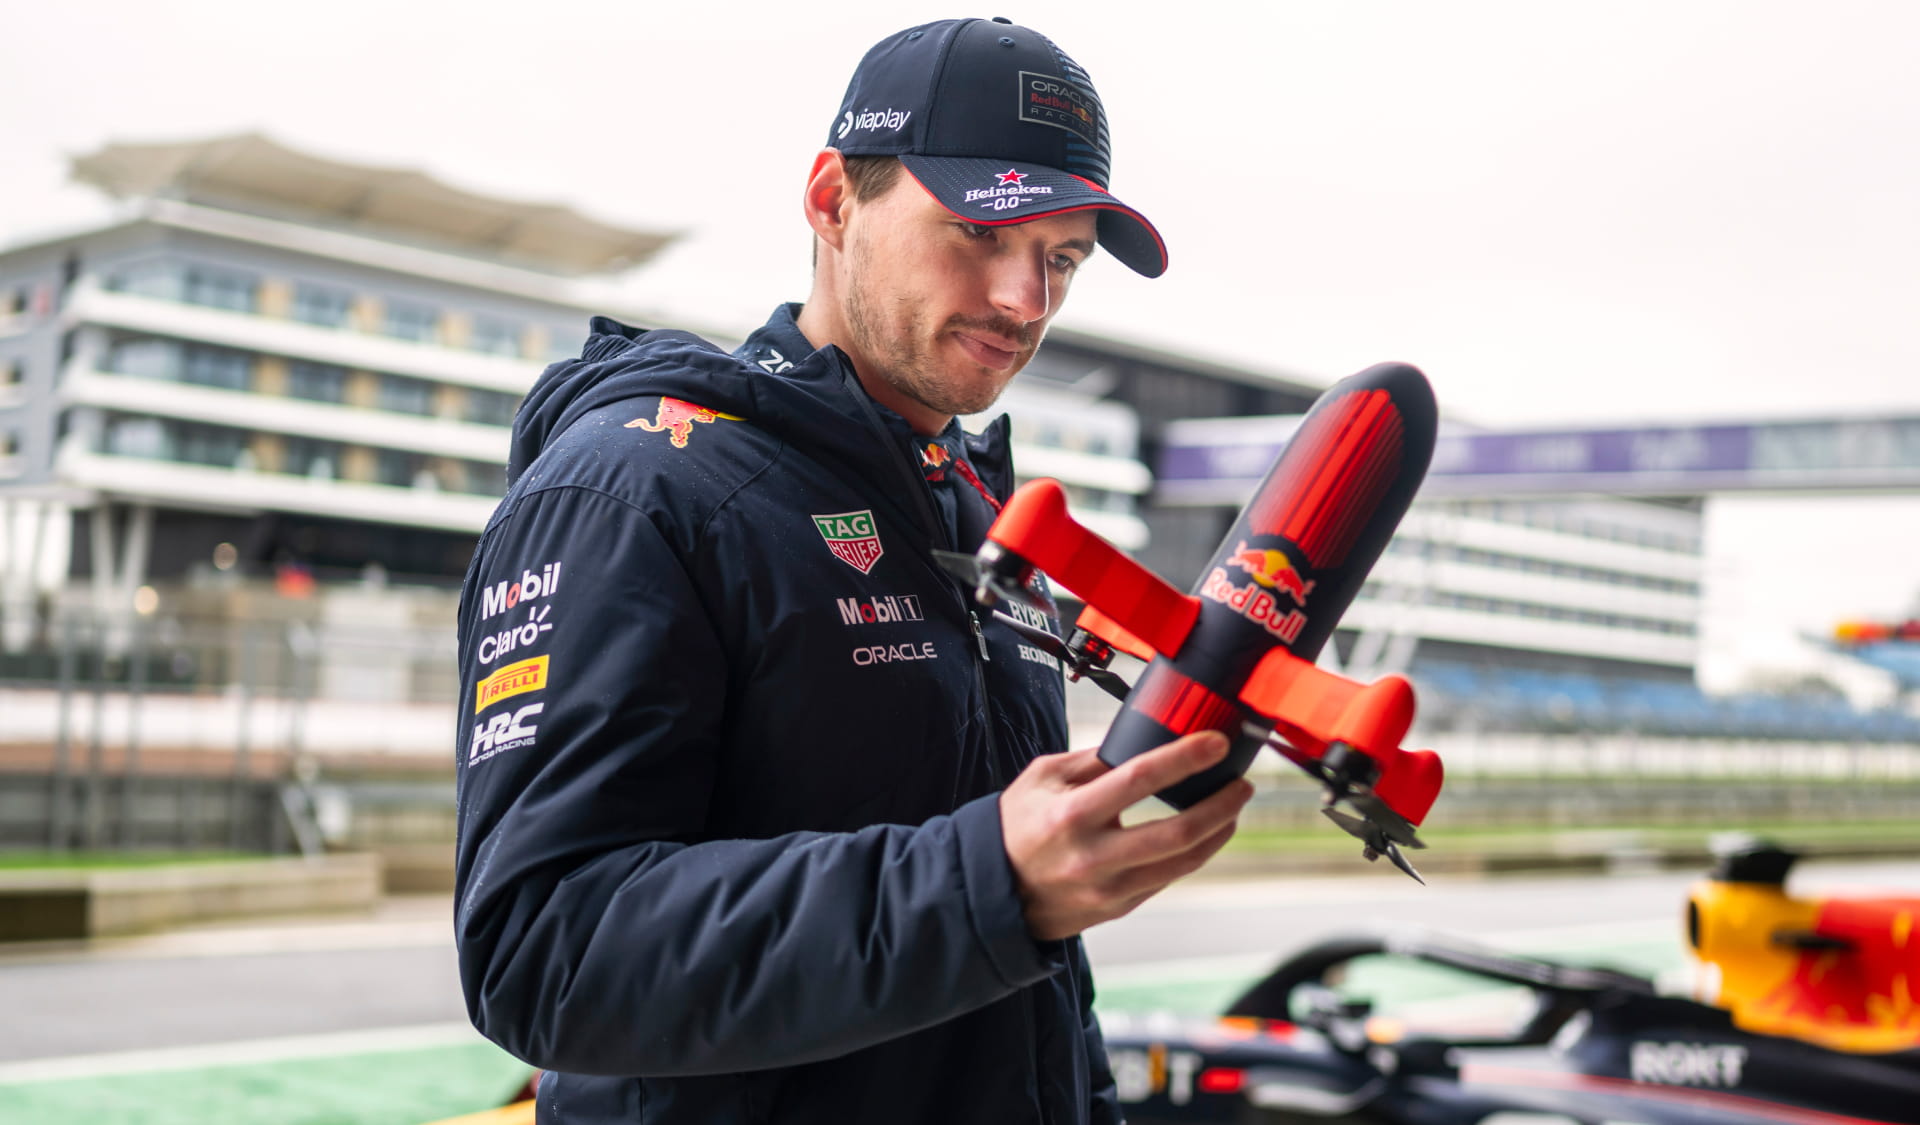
[{"x1": 828, "y1": 17, "x2": 1167, "y2": 278}]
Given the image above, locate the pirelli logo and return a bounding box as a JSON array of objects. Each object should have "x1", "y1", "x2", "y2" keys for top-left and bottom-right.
[{"x1": 475, "y1": 655, "x2": 549, "y2": 714}]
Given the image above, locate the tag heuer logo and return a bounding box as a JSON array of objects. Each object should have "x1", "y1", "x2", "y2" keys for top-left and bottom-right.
[{"x1": 813, "y1": 510, "x2": 884, "y2": 574}]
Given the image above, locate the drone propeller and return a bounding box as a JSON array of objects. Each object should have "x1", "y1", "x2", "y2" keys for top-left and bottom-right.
[
  {"x1": 989, "y1": 611, "x2": 1133, "y2": 701},
  {"x1": 931, "y1": 548, "x2": 1056, "y2": 616},
  {"x1": 1269, "y1": 734, "x2": 1428, "y2": 882},
  {"x1": 1322, "y1": 807, "x2": 1426, "y2": 883}
]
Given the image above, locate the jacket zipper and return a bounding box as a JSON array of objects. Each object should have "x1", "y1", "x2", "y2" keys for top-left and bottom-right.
[
  {"x1": 834, "y1": 362, "x2": 1003, "y2": 774},
  {"x1": 836, "y1": 360, "x2": 1045, "y2": 1119}
]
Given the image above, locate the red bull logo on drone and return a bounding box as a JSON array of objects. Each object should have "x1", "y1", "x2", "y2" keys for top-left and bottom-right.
[
  {"x1": 1225, "y1": 541, "x2": 1315, "y2": 606},
  {"x1": 1201, "y1": 540, "x2": 1313, "y2": 645}
]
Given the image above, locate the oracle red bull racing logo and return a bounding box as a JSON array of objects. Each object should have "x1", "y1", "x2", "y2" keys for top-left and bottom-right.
[
  {"x1": 626, "y1": 397, "x2": 742, "y2": 448},
  {"x1": 1201, "y1": 540, "x2": 1313, "y2": 645},
  {"x1": 920, "y1": 442, "x2": 951, "y2": 480}
]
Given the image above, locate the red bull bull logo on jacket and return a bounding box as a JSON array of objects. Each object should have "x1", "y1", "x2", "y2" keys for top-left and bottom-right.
[{"x1": 626, "y1": 397, "x2": 743, "y2": 448}]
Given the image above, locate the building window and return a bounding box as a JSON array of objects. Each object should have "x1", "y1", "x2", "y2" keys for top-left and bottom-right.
[
  {"x1": 173, "y1": 422, "x2": 248, "y2": 467},
  {"x1": 104, "y1": 416, "x2": 248, "y2": 467},
  {"x1": 292, "y1": 283, "x2": 352, "y2": 328},
  {"x1": 181, "y1": 266, "x2": 259, "y2": 313},
  {"x1": 181, "y1": 345, "x2": 252, "y2": 391},
  {"x1": 107, "y1": 260, "x2": 185, "y2": 301},
  {"x1": 375, "y1": 448, "x2": 427, "y2": 487},
  {"x1": 469, "y1": 315, "x2": 523, "y2": 356},
  {"x1": 108, "y1": 338, "x2": 180, "y2": 380},
  {"x1": 288, "y1": 361, "x2": 348, "y2": 404},
  {"x1": 464, "y1": 388, "x2": 519, "y2": 428},
  {"x1": 283, "y1": 436, "x2": 342, "y2": 479},
  {"x1": 105, "y1": 417, "x2": 167, "y2": 459},
  {"x1": 383, "y1": 299, "x2": 439, "y2": 343},
  {"x1": 377, "y1": 374, "x2": 435, "y2": 416},
  {"x1": 1, "y1": 357, "x2": 22, "y2": 401},
  {"x1": 461, "y1": 460, "x2": 507, "y2": 496}
]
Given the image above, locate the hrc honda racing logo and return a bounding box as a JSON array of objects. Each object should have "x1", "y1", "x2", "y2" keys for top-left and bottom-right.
[
  {"x1": 470, "y1": 703, "x2": 542, "y2": 765},
  {"x1": 964, "y1": 167, "x2": 1055, "y2": 213}
]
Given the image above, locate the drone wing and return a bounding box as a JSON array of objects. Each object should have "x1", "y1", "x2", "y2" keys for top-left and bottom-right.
[
  {"x1": 1239, "y1": 647, "x2": 1444, "y2": 831},
  {"x1": 987, "y1": 479, "x2": 1201, "y2": 661}
]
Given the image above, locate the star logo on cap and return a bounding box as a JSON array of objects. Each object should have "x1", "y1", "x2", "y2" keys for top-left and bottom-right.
[{"x1": 996, "y1": 168, "x2": 1027, "y2": 186}]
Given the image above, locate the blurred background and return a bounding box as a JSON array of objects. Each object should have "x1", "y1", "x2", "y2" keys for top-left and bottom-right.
[{"x1": 2, "y1": 2, "x2": 1918, "y2": 1123}]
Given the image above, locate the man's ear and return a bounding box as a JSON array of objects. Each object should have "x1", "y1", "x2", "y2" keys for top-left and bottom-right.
[{"x1": 803, "y1": 149, "x2": 853, "y2": 253}]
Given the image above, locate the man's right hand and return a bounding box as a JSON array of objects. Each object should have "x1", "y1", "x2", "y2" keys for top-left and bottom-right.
[{"x1": 1000, "y1": 731, "x2": 1253, "y2": 942}]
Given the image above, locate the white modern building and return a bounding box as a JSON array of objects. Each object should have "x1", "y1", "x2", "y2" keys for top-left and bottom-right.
[{"x1": 0, "y1": 134, "x2": 681, "y2": 634}]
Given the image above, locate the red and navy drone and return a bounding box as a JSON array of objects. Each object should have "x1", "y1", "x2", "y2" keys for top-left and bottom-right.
[{"x1": 939, "y1": 363, "x2": 1446, "y2": 880}]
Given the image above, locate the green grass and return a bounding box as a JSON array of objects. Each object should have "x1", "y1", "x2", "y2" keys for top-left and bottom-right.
[
  {"x1": 0, "y1": 1042, "x2": 531, "y2": 1125},
  {"x1": 0, "y1": 851, "x2": 269, "y2": 872}
]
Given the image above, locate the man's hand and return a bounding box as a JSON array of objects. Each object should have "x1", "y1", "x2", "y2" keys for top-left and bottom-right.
[{"x1": 1000, "y1": 731, "x2": 1253, "y2": 942}]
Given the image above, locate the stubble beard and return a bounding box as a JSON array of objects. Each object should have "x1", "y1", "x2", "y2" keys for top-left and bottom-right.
[{"x1": 843, "y1": 242, "x2": 1035, "y2": 421}]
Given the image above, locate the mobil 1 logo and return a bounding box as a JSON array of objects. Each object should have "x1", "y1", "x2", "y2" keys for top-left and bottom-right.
[
  {"x1": 837, "y1": 594, "x2": 924, "y2": 626},
  {"x1": 477, "y1": 559, "x2": 562, "y2": 666}
]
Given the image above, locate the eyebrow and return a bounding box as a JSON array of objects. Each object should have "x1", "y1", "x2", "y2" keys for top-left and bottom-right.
[{"x1": 1054, "y1": 237, "x2": 1097, "y2": 257}]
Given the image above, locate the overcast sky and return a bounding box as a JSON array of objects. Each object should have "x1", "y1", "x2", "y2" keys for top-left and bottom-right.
[{"x1": 4, "y1": 0, "x2": 1916, "y2": 690}]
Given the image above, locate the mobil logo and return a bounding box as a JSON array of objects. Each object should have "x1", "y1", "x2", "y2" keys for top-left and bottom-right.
[
  {"x1": 836, "y1": 594, "x2": 924, "y2": 626},
  {"x1": 481, "y1": 561, "x2": 562, "y2": 621}
]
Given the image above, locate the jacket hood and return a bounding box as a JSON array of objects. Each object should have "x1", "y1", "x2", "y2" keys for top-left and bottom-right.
[{"x1": 509, "y1": 306, "x2": 1016, "y2": 497}]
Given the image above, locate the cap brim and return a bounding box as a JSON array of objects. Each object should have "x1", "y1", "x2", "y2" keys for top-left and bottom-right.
[{"x1": 899, "y1": 154, "x2": 1167, "y2": 279}]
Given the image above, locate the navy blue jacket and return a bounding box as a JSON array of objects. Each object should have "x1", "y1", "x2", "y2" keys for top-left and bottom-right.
[{"x1": 453, "y1": 305, "x2": 1121, "y2": 1123}]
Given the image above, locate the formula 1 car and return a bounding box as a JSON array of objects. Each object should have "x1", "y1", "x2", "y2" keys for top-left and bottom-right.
[{"x1": 1103, "y1": 844, "x2": 1920, "y2": 1124}]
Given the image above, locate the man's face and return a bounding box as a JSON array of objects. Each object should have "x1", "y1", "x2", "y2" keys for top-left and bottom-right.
[{"x1": 838, "y1": 174, "x2": 1097, "y2": 422}]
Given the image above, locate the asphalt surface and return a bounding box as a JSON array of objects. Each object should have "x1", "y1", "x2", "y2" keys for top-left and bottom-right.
[{"x1": 4, "y1": 858, "x2": 1918, "y2": 1069}]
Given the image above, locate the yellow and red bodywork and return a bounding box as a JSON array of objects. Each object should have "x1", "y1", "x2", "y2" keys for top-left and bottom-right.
[{"x1": 1690, "y1": 876, "x2": 1920, "y2": 1053}]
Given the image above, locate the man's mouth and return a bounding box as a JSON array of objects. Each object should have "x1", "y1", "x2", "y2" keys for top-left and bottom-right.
[{"x1": 952, "y1": 330, "x2": 1021, "y2": 370}]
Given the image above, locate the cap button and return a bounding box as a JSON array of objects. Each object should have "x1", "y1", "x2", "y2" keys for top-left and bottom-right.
[{"x1": 991, "y1": 15, "x2": 1012, "y2": 23}]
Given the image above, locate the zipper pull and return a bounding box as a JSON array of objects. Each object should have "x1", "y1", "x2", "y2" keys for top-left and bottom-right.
[{"x1": 970, "y1": 612, "x2": 992, "y2": 662}]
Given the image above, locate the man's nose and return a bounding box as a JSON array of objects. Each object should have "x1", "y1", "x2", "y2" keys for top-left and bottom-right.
[{"x1": 989, "y1": 251, "x2": 1051, "y2": 325}]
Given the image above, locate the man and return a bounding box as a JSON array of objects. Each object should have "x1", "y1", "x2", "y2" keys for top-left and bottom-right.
[{"x1": 453, "y1": 17, "x2": 1252, "y2": 1124}]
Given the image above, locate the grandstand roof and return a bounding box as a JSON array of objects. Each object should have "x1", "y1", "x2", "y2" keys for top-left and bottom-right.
[{"x1": 70, "y1": 133, "x2": 676, "y2": 276}]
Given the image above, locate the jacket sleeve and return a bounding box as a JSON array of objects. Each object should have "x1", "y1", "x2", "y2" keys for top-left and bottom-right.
[
  {"x1": 1077, "y1": 946, "x2": 1124, "y2": 1123},
  {"x1": 453, "y1": 484, "x2": 1063, "y2": 1077}
]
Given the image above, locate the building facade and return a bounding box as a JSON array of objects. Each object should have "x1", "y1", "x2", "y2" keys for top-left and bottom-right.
[{"x1": 0, "y1": 135, "x2": 678, "y2": 647}]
